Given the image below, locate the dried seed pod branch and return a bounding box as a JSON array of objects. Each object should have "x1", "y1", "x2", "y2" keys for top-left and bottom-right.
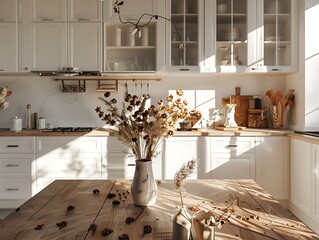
[
  {"x1": 96, "y1": 89, "x2": 190, "y2": 160},
  {"x1": 174, "y1": 159, "x2": 198, "y2": 208}
]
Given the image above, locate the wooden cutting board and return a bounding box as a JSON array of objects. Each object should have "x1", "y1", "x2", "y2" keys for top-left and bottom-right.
[{"x1": 230, "y1": 95, "x2": 254, "y2": 127}]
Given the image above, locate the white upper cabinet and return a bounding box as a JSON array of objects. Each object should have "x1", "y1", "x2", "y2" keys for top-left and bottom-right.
[
  {"x1": 29, "y1": 0, "x2": 67, "y2": 22},
  {"x1": 27, "y1": 23, "x2": 68, "y2": 71},
  {"x1": 0, "y1": 23, "x2": 19, "y2": 72},
  {"x1": 256, "y1": 0, "x2": 297, "y2": 72},
  {"x1": 103, "y1": 1, "x2": 165, "y2": 72},
  {"x1": 68, "y1": 23, "x2": 102, "y2": 71},
  {"x1": 20, "y1": 0, "x2": 102, "y2": 71},
  {"x1": 0, "y1": 0, "x2": 18, "y2": 22},
  {"x1": 104, "y1": 0, "x2": 156, "y2": 21},
  {"x1": 68, "y1": 0, "x2": 102, "y2": 22},
  {"x1": 0, "y1": 0, "x2": 18, "y2": 72},
  {"x1": 166, "y1": 0, "x2": 204, "y2": 72},
  {"x1": 204, "y1": 0, "x2": 253, "y2": 72},
  {"x1": 204, "y1": 0, "x2": 297, "y2": 73},
  {"x1": 27, "y1": 0, "x2": 102, "y2": 22}
]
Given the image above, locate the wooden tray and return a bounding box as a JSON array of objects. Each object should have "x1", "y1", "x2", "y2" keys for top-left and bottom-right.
[{"x1": 215, "y1": 126, "x2": 246, "y2": 131}]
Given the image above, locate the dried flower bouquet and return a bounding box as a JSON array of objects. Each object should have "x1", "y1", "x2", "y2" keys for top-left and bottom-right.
[{"x1": 96, "y1": 89, "x2": 189, "y2": 160}]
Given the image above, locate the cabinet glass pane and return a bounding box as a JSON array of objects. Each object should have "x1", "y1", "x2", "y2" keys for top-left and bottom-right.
[
  {"x1": 263, "y1": 0, "x2": 291, "y2": 66},
  {"x1": 216, "y1": 0, "x2": 247, "y2": 67},
  {"x1": 171, "y1": 0, "x2": 198, "y2": 67},
  {"x1": 105, "y1": 23, "x2": 156, "y2": 72}
]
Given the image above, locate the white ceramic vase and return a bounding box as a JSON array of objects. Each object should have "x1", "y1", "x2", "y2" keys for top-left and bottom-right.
[
  {"x1": 131, "y1": 159, "x2": 157, "y2": 207},
  {"x1": 172, "y1": 207, "x2": 192, "y2": 240}
]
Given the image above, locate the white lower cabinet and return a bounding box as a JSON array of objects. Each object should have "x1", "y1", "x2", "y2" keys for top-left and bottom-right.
[
  {"x1": 163, "y1": 137, "x2": 206, "y2": 179},
  {"x1": 290, "y1": 138, "x2": 312, "y2": 215},
  {"x1": 101, "y1": 137, "x2": 133, "y2": 179},
  {"x1": 289, "y1": 138, "x2": 319, "y2": 235},
  {"x1": 209, "y1": 137, "x2": 256, "y2": 180},
  {"x1": 35, "y1": 136, "x2": 102, "y2": 193},
  {"x1": 0, "y1": 137, "x2": 35, "y2": 208},
  {"x1": 312, "y1": 143, "x2": 319, "y2": 229},
  {"x1": 102, "y1": 137, "x2": 162, "y2": 180},
  {"x1": 255, "y1": 136, "x2": 289, "y2": 200}
]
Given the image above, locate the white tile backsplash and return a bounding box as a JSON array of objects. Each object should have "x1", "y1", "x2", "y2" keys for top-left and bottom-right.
[{"x1": 0, "y1": 75, "x2": 286, "y2": 128}]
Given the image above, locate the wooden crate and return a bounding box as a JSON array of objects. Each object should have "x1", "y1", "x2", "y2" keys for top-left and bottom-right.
[{"x1": 248, "y1": 109, "x2": 268, "y2": 128}]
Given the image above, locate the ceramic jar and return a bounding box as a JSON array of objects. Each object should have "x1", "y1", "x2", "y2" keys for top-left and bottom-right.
[{"x1": 172, "y1": 207, "x2": 192, "y2": 240}]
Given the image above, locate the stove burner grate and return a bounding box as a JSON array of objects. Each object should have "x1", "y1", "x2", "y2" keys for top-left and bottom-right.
[{"x1": 51, "y1": 127, "x2": 94, "y2": 132}]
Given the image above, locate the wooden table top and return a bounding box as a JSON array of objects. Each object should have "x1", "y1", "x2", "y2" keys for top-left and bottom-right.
[{"x1": 0, "y1": 179, "x2": 318, "y2": 240}]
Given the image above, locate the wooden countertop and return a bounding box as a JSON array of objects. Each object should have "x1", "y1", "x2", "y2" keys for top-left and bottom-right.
[
  {"x1": 0, "y1": 179, "x2": 318, "y2": 240},
  {"x1": 0, "y1": 128, "x2": 291, "y2": 137}
]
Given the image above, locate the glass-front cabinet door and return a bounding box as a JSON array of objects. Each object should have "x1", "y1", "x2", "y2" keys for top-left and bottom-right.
[
  {"x1": 167, "y1": 0, "x2": 203, "y2": 72},
  {"x1": 215, "y1": 0, "x2": 248, "y2": 71},
  {"x1": 260, "y1": 0, "x2": 296, "y2": 71},
  {"x1": 205, "y1": 0, "x2": 297, "y2": 73}
]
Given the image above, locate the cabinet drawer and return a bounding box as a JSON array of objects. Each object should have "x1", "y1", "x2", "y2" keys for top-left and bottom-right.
[
  {"x1": 210, "y1": 137, "x2": 255, "y2": 154},
  {"x1": 36, "y1": 136, "x2": 101, "y2": 154},
  {"x1": 0, "y1": 137, "x2": 35, "y2": 153},
  {"x1": 0, "y1": 154, "x2": 33, "y2": 173},
  {"x1": 0, "y1": 175, "x2": 32, "y2": 199},
  {"x1": 210, "y1": 153, "x2": 256, "y2": 180},
  {"x1": 36, "y1": 153, "x2": 102, "y2": 173}
]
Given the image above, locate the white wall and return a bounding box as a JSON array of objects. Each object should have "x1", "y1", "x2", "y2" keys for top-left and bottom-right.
[
  {"x1": 0, "y1": 74, "x2": 286, "y2": 128},
  {"x1": 287, "y1": 0, "x2": 319, "y2": 131}
]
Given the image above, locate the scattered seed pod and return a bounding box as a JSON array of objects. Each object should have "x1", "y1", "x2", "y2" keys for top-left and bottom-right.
[
  {"x1": 56, "y1": 220, "x2": 67, "y2": 229},
  {"x1": 67, "y1": 205, "x2": 75, "y2": 212},
  {"x1": 101, "y1": 228, "x2": 113, "y2": 236},
  {"x1": 107, "y1": 193, "x2": 116, "y2": 199},
  {"x1": 93, "y1": 189, "x2": 100, "y2": 194},
  {"x1": 119, "y1": 233, "x2": 130, "y2": 240},
  {"x1": 88, "y1": 223, "x2": 98, "y2": 233},
  {"x1": 112, "y1": 200, "x2": 120, "y2": 206},
  {"x1": 34, "y1": 224, "x2": 44, "y2": 230},
  {"x1": 143, "y1": 225, "x2": 152, "y2": 234},
  {"x1": 125, "y1": 217, "x2": 135, "y2": 224}
]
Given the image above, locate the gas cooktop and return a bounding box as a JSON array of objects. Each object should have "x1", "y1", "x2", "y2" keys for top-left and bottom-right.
[
  {"x1": 43, "y1": 127, "x2": 95, "y2": 132},
  {"x1": 295, "y1": 131, "x2": 319, "y2": 137}
]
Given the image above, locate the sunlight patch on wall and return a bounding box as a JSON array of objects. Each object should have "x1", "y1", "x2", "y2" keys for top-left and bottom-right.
[{"x1": 169, "y1": 90, "x2": 216, "y2": 121}]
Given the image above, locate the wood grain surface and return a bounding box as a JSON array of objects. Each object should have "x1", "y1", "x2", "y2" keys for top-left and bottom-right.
[
  {"x1": 0, "y1": 179, "x2": 318, "y2": 240},
  {"x1": 230, "y1": 95, "x2": 254, "y2": 127}
]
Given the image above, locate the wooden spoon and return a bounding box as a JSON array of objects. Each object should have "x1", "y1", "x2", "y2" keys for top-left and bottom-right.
[{"x1": 276, "y1": 90, "x2": 283, "y2": 103}]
